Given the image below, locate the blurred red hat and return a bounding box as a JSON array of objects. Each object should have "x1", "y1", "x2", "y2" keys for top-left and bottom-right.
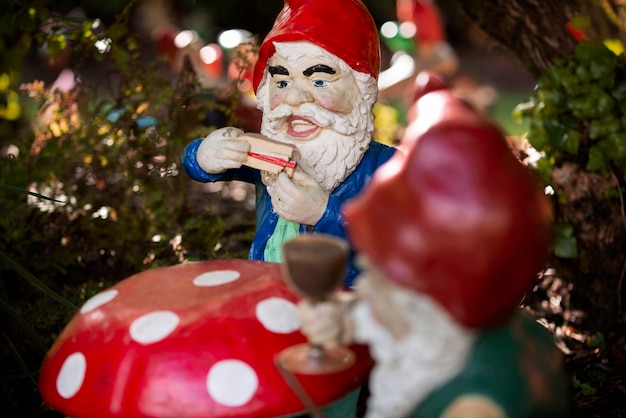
[
  {"x1": 253, "y1": 0, "x2": 380, "y2": 92},
  {"x1": 344, "y1": 88, "x2": 553, "y2": 330}
]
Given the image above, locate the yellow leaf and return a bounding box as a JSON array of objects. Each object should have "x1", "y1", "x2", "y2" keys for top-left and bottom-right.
[
  {"x1": 0, "y1": 73, "x2": 10, "y2": 91},
  {"x1": 50, "y1": 122, "x2": 62, "y2": 137},
  {"x1": 59, "y1": 118, "x2": 69, "y2": 133},
  {"x1": 603, "y1": 39, "x2": 624, "y2": 55},
  {"x1": 136, "y1": 102, "x2": 149, "y2": 114},
  {"x1": 4, "y1": 102, "x2": 21, "y2": 120}
]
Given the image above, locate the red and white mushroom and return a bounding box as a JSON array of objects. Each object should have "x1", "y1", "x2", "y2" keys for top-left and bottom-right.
[{"x1": 39, "y1": 259, "x2": 372, "y2": 417}]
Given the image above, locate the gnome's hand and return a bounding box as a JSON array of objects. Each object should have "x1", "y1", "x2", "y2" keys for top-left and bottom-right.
[
  {"x1": 267, "y1": 169, "x2": 329, "y2": 225},
  {"x1": 197, "y1": 127, "x2": 250, "y2": 174},
  {"x1": 297, "y1": 292, "x2": 356, "y2": 348},
  {"x1": 440, "y1": 395, "x2": 506, "y2": 418}
]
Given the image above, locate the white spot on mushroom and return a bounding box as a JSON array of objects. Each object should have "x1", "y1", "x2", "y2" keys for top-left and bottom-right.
[
  {"x1": 255, "y1": 297, "x2": 300, "y2": 334},
  {"x1": 192, "y1": 270, "x2": 241, "y2": 287},
  {"x1": 56, "y1": 352, "x2": 86, "y2": 399},
  {"x1": 80, "y1": 289, "x2": 119, "y2": 314},
  {"x1": 129, "y1": 310, "x2": 179, "y2": 345},
  {"x1": 206, "y1": 360, "x2": 258, "y2": 407}
]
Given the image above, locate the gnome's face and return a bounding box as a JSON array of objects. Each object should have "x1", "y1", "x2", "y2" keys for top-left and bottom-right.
[
  {"x1": 257, "y1": 41, "x2": 376, "y2": 192},
  {"x1": 265, "y1": 51, "x2": 360, "y2": 139}
]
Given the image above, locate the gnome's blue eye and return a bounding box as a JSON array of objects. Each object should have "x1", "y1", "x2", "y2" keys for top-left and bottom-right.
[
  {"x1": 277, "y1": 80, "x2": 289, "y2": 88},
  {"x1": 312, "y1": 79, "x2": 328, "y2": 87}
]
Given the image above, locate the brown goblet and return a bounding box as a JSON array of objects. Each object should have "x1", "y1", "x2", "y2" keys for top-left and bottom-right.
[{"x1": 278, "y1": 234, "x2": 355, "y2": 375}]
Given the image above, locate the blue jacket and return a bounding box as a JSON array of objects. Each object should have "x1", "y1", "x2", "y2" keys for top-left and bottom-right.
[{"x1": 181, "y1": 139, "x2": 397, "y2": 287}]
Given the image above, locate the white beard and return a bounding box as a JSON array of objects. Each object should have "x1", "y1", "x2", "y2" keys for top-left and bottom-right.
[
  {"x1": 351, "y1": 290, "x2": 476, "y2": 418},
  {"x1": 259, "y1": 101, "x2": 371, "y2": 192},
  {"x1": 255, "y1": 42, "x2": 378, "y2": 193}
]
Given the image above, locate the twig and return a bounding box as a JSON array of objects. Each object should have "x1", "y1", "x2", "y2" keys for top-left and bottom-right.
[
  {"x1": 275, "y1": 356, "x2": 326, "y2": 418},
  {"x1": 599, "y1": 0, "x2": 621, "y2": 26},
  {"x1": 611, "y1": 170, "x2": 626, "y2": 230},
  {"x1": 618, "y1": 259, "x2": 625, "y2": 317},
  {"x1": 610, "y1": 170, "x2": 625, "y2": 316}
]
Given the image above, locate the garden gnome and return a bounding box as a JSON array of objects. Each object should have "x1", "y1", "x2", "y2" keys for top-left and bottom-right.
[
  {"x1": 395, "y1": 0, "x2": 457, "y2": 76},
  {"x1": 181, "y1": 0, "x2": 396, "y2": 288},
  {"x1": 378, "y1": 0, "x2": 457, "y2": 103},
  {"x1": 297, "y1": 80, "x2": 569, "y2": 417}
]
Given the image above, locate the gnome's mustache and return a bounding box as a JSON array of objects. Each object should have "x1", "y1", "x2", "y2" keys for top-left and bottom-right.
[{"x1": 264, "y1": 103, "x2": 357, "y2": 136}]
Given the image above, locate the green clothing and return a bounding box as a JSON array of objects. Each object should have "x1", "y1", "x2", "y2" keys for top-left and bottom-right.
[
  {"x1": 264, "y1": 217, "x2": 300, "y2": 263},
  {"x1": 323, "y1": 388, "x2": 360, "y2": 417},
  {"x1": 413, "y1": 312, "x2": 569, "y2": 417}
]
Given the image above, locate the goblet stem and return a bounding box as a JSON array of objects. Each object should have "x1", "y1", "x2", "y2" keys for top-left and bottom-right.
[
  {"x1": 278, "y1": 342, "x2": 355, "y2": 375},
  {"x1": 308, "y1": 343, "x2": 325, "y2": 363}
]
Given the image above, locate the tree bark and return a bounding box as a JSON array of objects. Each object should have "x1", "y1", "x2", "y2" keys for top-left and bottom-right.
[
  {"x1": 454, "y1": 0, "x2": 626, "y2": 330},
  {"x1": 455, "y1": 0, "x2": 578, "y2": 78}
]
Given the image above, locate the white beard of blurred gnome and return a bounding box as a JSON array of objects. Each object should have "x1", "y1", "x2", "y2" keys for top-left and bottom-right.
[
  {"x1": 297, "y1": 74, "x2": 570, "y2": 418},
  {"x1": 181, "y1": 0, "x2": 396, "y2": 289}
]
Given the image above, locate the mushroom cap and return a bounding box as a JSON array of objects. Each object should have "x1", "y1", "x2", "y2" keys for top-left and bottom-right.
[{"x1": 39, "y1": 260, "x2": 372, "y2": 417}]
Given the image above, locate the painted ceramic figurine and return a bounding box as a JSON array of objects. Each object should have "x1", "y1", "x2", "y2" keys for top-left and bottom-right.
[
  {"x1": 297, "y1": 75, "x2": 570, "y2": 417},
  {"x1": 181, "y1": 0, "x2": 397, "y2": 288},
  {"x1": 378, "y1": 0, "x2": 457, "y2": 104}
]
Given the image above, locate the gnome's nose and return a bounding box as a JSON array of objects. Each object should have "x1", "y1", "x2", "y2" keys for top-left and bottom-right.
[{"x1": 284, "y1": 83, "x2": 314, "y2": 106}]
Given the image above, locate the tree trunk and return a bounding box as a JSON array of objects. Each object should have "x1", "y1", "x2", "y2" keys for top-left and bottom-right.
[
  {"x1": 549, "y1": 162, "x2": 626, "y2": 330},
  {"x1": 455, "y1": 0, "x2": 578, "y2": 78},
  {"x1": 454, "y1": 0, "x2": 626, "y2": 330}
]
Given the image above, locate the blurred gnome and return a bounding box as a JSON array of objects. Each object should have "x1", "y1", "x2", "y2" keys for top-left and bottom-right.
[{"x1": 297, "y1": 74, "x2": 569, "y2": 418}]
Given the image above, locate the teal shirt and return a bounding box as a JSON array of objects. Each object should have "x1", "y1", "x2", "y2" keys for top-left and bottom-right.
[{"x1": 413, "y1": 312, "x2": 569, "y2": 417}]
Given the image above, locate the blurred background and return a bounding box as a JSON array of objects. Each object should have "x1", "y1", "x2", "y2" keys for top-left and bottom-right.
[{"x1": 25, "y1": 0, "x2": 536, "y2": 137}]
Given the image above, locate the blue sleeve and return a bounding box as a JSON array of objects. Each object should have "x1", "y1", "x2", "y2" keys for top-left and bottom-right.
[
  {"x1": 312, "y1": 142, "x2": 397, "y2": 236},
  {"x1": 313, "y1": 195, "x2": 346, "y2": 237},
  {"x1": 181, "y1": 138, "x2": 260, "y2": 184}
]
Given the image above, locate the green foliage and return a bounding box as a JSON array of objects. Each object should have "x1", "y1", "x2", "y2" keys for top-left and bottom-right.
[
  {"x1": 1, "y1": 2, "x2": 254, "y2": 415},
  {"x1": 553, "y1": 223, "x2": 578, "y2": 259},
  {"x1": 515, "y1": 42, "x2": 626, "y2": 179},
  {"x1": 586, "y1": 331, "x2": 607, "y2": 349},
  {"x1": 514, "y1": 42, "x2": 626, "y2": 260},
  {"x1": 0, "y1": 250, "x2": 76, "y2": 310},
  {"x1": 573, "y1": 376, "x2": 598, "y2": 396}
]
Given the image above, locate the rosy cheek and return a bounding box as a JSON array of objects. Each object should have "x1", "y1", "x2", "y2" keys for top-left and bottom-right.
[
  {"x1": 270, "y1": 94, "x2": 283, "y2": 110},
  {"x1": 317, "y1": 94, "x2": 352, "y2": 114}
]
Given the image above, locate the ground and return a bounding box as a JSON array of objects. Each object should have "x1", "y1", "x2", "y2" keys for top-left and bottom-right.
[{"x1": 523, "y1": 270, "x2": 626, "y2": 417}]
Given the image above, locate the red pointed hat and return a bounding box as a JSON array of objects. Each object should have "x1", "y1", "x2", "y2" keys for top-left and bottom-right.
[
  {"x1": 253, "y1": 0, "x2": 381, "y2": 92},
  {"x1": 343, "y1": 84, "x2": 553, "y2": 330}
]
